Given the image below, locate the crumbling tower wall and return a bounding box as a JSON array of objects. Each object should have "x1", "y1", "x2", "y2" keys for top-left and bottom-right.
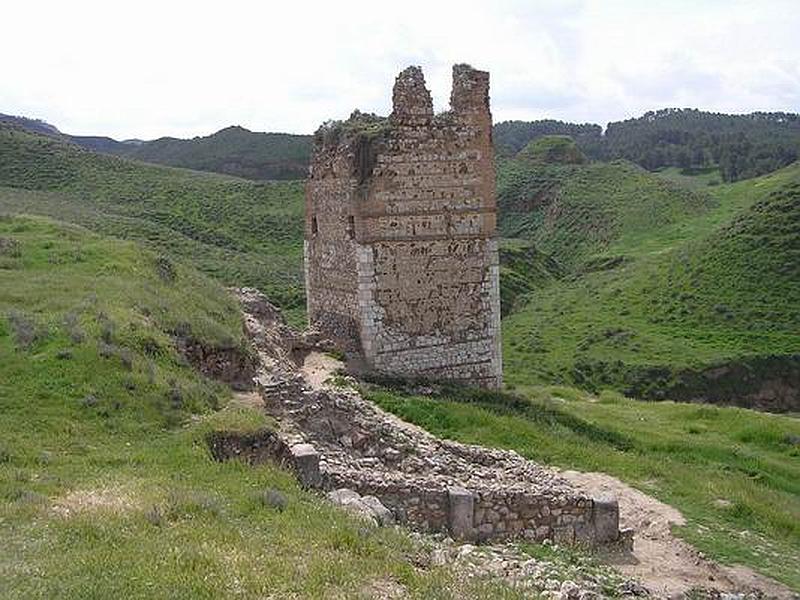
[{"x1": 305, "y1": 64, "x2": 502, "y2": 388}]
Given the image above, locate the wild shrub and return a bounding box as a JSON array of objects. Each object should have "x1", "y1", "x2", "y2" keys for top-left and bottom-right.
[
  {"x1": 81, "y1": 394, "x2": 99, "y2": 408},
  {"x1": 62, "y1": 311, "x2": 85, "y2": 344},
  {"x1": 96, "y1": 312, "x2": 115, "y2": 344},
  {"x1": 258, "y1": 488, "x2": 287, "y2": 512},
  {"x1": 0, "y1": 236, "x2": 21, "y2": 257},
  {"x1": 7, "y1": 310, "x2": 43, "y2": 349},
  {"x1": 164, "y1": 489, "x2": 223, "y2": 520},
  {"x1": 168, "y1": 381, "x2": 183, "y2": 409},
  {"x1": 98, "y1": 341, "x2": 133, "y2": 370},
  {"x1": 144, "y1": 505, "x2": 164, "y2": 527},
  {"x1": 155, "y1": 255, "x2": 177, "y2": 282}
]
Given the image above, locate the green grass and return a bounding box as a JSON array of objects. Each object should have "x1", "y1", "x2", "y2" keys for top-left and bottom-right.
[
  {"x1": 497, "y1": 157, "x2": 716, "y2": 270},
  {"x1": 499, "y1": 158, "x2": 800, "y2": 399},
  {"x1": 655, "y1": 166, "x2": 722, "y2": 189},
  {"x1": 0, "y1": 124, "x2": 306, "y2": 324},
  {"x1": 366, "y1": 384, "x2": 800, "y2": 590},
  {"x1": 0, "y1": 216, "x2": 523, "y2": 599}
]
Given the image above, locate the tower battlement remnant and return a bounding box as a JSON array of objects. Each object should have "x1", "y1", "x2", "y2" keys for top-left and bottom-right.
[{"x1": 304, "y1": 64, "x2": 502, "y2": 388}]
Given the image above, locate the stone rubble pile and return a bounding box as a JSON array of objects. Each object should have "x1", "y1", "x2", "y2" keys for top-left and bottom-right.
[{"x1": 418, "y1": 535, "x2": 647, "y2": 600}]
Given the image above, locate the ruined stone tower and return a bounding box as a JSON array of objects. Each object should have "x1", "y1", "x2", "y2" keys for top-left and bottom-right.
[{"x1": 304, "y1": 64, "x2": 502, "y2": 388}]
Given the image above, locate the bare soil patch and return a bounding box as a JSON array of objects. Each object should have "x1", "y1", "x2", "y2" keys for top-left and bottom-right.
[
  {"x1": 52, "y1": 485, "x2": 137, "y2": 517},
  {"x1": 301, "y1": 351, "x2": 343, "y2": 390}
]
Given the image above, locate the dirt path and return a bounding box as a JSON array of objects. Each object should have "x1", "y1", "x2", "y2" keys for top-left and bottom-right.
[
  {"x1": 300, "y1": 351, "x2": 343, "y2": 390},
  {"x1": 230, "y1": 390, "x2": 263, "y2": 409},
  {"x1": 561, "y1": 470, "x2": 796, "y2": 599}
]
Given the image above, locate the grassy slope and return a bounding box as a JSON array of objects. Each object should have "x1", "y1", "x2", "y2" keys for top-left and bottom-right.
[
  {"x1": 497, "y1": 158, "x2": 716, "y2": 269},
  {"x1": 0, "y1": 124, "x2": 306, "y2": 322},
  {"x1": 367, "y1": 384, "x2": 800, "y2": 590},
  {"x1": 499, "y1": 159, "x2": 800, "y2": 393},
  {"x1": 0, "y1": 216, "x2": 519, "y2": 599}
]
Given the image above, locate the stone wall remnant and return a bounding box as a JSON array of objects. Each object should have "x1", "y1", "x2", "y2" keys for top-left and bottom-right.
[
  {"x1": 234, "y1": 288, "x2": 630, "y2": 547},
  {"x1": 305, "y1": 64, "x2": 502, "y2": 388}
]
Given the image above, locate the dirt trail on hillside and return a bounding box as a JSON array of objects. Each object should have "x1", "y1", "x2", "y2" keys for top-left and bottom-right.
[{"x1": 561, "y1": 470, "x2": 796, "y2": 599}]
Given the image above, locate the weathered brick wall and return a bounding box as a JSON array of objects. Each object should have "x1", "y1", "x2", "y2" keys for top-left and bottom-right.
[{"x1": 306, "y1": 64, "x2": 502, "y2": 387}]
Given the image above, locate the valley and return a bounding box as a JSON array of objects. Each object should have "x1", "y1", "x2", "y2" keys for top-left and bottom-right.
[{"x1": 0, "y1": 111, "x2": 798, "y2": 597}]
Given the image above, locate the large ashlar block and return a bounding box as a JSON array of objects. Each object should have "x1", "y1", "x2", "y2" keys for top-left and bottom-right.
[
  {"x1": 592, "y1": 495, "x2": 620, "y2": 543},
  {"x1": 448, "y1": 486, "x2": 475, "y2": 539},
  {"x1": 291, "y1": 443, "x2": 321, "y2": 488}
]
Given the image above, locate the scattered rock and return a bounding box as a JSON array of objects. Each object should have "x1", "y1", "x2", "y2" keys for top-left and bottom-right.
[{"x1": 326, "y1": 488, "x2": 394, "y2": 526}]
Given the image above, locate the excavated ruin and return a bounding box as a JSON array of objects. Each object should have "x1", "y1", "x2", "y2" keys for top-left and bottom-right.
[{"x1": 233, "y1": 288, "x2": 631, "y2": 547}]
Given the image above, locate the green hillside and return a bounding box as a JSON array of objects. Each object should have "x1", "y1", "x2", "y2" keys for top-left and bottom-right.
[
  {"x1": 516, "y1": 135, "x2": 587, "y2": 165},
  {"x1": 120, "y1": 126, "x2": 312, "y2": 181},
  {"x1": 0, "y1": 123, "x2": 306, "y2": 322},
  {"x1": 497, "y1": 156, "x2": 716, "y2": 269},
  {"x1": 501, "y1": 158, "x2": 800, "y2": 408},
  {"x1": 0, "y1": 216, "x2": 513, "y2": 599},
  {"x1": 0, "y1": 114, "x2": 312, "y2": 181}
]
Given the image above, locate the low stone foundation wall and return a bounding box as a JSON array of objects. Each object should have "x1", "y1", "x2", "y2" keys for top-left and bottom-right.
[{"x1": 234, "y1": 288, "x2": 630, "y2": 547}]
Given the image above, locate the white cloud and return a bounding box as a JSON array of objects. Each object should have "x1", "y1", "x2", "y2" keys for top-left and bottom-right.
[{"x1": 0, "y1": 0, "x2": 797, "y2": 139}]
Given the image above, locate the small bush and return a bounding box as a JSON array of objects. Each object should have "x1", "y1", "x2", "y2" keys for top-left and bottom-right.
[
  {"x1": 168, "y1": 382, "x2": 184, "y2": 410},
  {"x1": 98, "y1": 341, "x2": 134, "y2": 370},
  {"x1": 7, "y1": 310, "x2": 43, "y2": 349},
  {"x1": 97, "y1": 313, "x2": 115, "y2": 344},
  {"x1": 12, "y1": 489, "x2": 48, "y2": 506},
  {"x1": 139, "y1": 335, "x2": 162, "y2": 357},
  {"x1": 258, "y1": 488, "x2": 288, "y2": 512},
  {"x1": 172, "y1": 321, "x2": 192, "y2": 338},
  {"x1": 63, "y1": 311, "x2": 85, "y2": 344},
  {"x1": 155, "y1": 255, "x2": 177, "y2": 282},
  {"x1": 0, "y1": 447, "x2": 11, "y2": 464},
  {"x1": 145, "y1": 505, "x2": 165, "y2": 527},
  {"x1": 0, "y1": 237, "x2": 21, "y2": 257},
  {"x1": 165, "y1": 489, "x2": 223, "y2": 520},
  {"x1": 144, "y1": 360, "x2": 156, "y2": 385}
]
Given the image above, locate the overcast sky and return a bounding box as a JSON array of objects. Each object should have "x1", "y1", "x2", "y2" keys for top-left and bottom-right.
[{"x1": 2, "y1": 0, "x2": 798, "y2": 140}]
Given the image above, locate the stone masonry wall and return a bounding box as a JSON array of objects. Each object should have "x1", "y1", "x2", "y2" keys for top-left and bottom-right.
[
  {"x1": 236, "y1": 288, "x2": 627, "y2": 547},
  {"x1": 305, "y1": 64, "x2": 502, "y2": 387}
]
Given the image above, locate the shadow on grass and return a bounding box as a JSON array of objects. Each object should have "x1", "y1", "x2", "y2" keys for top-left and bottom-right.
[{"x1": 364, "y1": 376, "x2": 635, "y2": 452}]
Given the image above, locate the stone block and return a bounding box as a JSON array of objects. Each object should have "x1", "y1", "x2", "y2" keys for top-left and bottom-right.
[
  {"x1": 448, "y1": 486, "x2": 474, "y2": 540},
  {"x1": 591, "y1": 495, "x2": 619, "y2": 543},
  {"x1": 290, "y1": 443, "x2": 321, "y2": 488}
]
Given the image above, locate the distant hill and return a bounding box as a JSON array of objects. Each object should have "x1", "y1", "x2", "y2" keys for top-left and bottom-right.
[
  {"x1": 0, "y1": 113, "x2": 312, "y2": 181},
  {"x1": 496, "y1": 109, "x2": 800, "y2": 182},
  {"x1": 493, "y1": 119, "x2": 603, "y2": 157},
  {"x1": 0, "y1": 113, "x2": 60, "y2": 136},
  {"x1": 6, "y1": 108, "x2": 800, "y2": 184},
  {"x1": 120, "y1": 126, "x2": 312, "y2": 180},
  {"x1": 516, "y1": 135, "x2": 587, "y2": 165}
]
